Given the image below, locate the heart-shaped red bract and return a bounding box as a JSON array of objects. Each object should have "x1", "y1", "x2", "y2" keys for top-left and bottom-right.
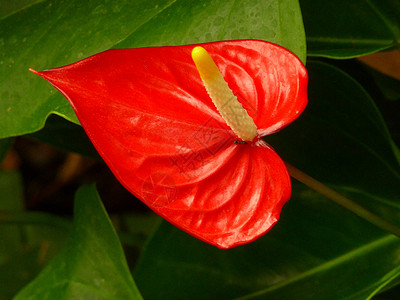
[{"x1": 32, "y1": 40, "x2": 308, "y2": 249}]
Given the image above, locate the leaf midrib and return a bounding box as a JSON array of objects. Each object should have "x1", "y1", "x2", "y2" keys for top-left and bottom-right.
[
  {"x1": 235, "y1": 234, "x2": 398, "y2": 299},
  {"x1": 0, "y1": 0, "x2": 46, "y2": 20},
  {"x1": 306, "y1": 36, "x2": 393, "y2": 45},
  {"x1": 112, "y1": 0, "x2": 179, "y2": 48}
]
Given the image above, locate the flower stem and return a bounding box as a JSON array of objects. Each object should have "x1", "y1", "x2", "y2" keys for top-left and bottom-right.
[{"x1": 285, "y1": 162, "x2": 400, "y2": 237}]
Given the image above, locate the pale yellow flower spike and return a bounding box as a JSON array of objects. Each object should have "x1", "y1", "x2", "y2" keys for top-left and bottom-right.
[{"x1": 191, "y1": 46, "x2": 258, "y2": 142}]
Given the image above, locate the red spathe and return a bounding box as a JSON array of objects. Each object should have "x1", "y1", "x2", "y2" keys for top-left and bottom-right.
[{"x1": 31, "y1": 40, "x2": 308, "y2": 248}]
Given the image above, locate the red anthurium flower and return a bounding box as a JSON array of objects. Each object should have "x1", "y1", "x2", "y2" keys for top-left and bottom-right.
[{"x1": 31, "y1": 40, "x2": 308, "y2": 249}]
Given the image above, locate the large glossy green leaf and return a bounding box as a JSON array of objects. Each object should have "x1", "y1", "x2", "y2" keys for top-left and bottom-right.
[
  {"x1": 113, "y1": 0, "x2": 305, "y2": 57},
  {"x1": 300, "y1": 0, "x2": 400, "y2": 58},
  {"x1": 134, "y1": 183, "x2": 400, "y2": 299},
  {"x1": 268, "y1": 60, "x2": 400, "y2": 226},
  {"x1": 14, "y1": 184, "x2": 143, "y2": 300},
  {"x1": 0, "y1": 0, "x2": 305, "y2": 139}
]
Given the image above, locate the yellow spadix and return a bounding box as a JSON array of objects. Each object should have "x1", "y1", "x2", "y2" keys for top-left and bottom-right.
[{"x1": 191, "y1": 46, "x2": 257, "y2": 142}]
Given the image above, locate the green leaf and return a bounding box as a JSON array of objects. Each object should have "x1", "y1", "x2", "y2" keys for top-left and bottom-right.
[
  {"x1": 0, "y1": 0, "x2": 305, "y2": 139},
  {"x1": 300, "y1": 0, "x2": 400, "y2": 58},
  {"x1": 268, "y1": 60, "x2": 400, "y2": 227},
  {"x1": 134, "y1": 184, "x2": 400, "y2": 299},
  {"x1": 14, "y1": 184, "x2": 143, "y2": 300},
  {"x1": 0, "y1": 0, "x2": 42, "y2": 19},
  {"x1": 113, "y1": 0, "x2": 306, "y2": 61}
]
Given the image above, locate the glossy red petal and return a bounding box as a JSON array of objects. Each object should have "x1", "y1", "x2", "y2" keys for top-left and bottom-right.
[
  {"x1": 153, "y1": 141, "x2": 291, "y2": 249},
  {"x1": 213, "y1": 41, "x2": 308, "y2": 135},
  {"x1": 31, "y1": 40, "x2": 305, "y2": 248}
]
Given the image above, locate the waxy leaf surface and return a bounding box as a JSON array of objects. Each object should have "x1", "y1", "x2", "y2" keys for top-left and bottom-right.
[{"x1": 33, "y1": 40, "x2": 308, "y2": 248}]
